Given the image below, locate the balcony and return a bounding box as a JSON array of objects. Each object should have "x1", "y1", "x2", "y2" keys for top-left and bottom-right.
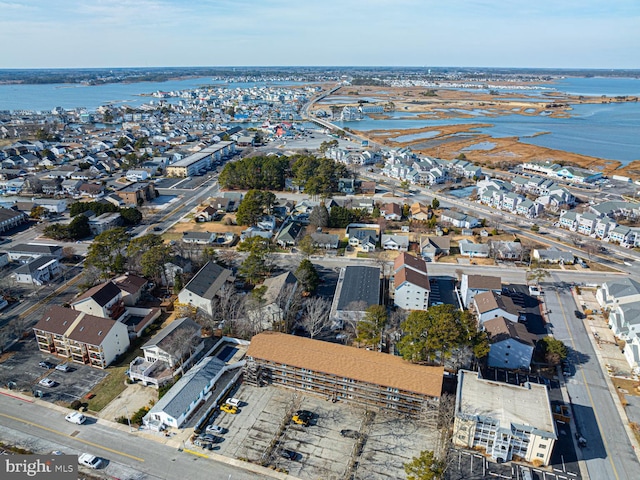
[{"x1": 128, "y1": 357, "x2": 174, "y2": 387}]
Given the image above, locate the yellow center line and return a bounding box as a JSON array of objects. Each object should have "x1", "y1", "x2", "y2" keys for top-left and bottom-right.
[
  {"x1": 555, "y1": 290, "x2": 619, "y2": 480},
  {"x1": 0, "y1": 412, "x2": 144, "y2": 462}
]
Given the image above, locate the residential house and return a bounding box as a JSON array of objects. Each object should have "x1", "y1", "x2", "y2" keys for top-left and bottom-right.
[
  {"x1": 113, "y1": 274, "x2": 148, "y2": 307},
  {"x1": 143, "y1": 350, "x2": 244, "y2": 429},
  {"x1": 33, "y1": 305, "x2": 130, "y2": 369},
  {"x1": 474, "y1": 291, "x2": 519, "y2": 324},
  {"x1": 338, "y1": 178, "x2": 356, "y2": 194},
  {"x1": 61, "y1": 179, "x2": 83, "y2": 196},
  {"x1": 460, "y1": 274, "x2": 502, "y2": 309},
  {"x1": 71, "y1": 281, "x2": 125, "y2": 321},
  {"x1": 194, "y1": 206, "x2": 218, "y2": 222},
  {"x1": 420, "y1": 236, "x2": 451, "y2": 262},
  {"x1": 595, "y1": 217, "x2": 617, "y2": 239},
  {"x1": 129, "y1": 317, "x2": 204, "y2": 387},
  {"x1": 78, "y1": 183, "x2": 105, "y2": 198},
  {"x1": 245, "y1": 331, "x2": 443, "y2": 416},
  {"x1": 381, "y1": 234, "x2": 409, "y2": 251},
  {"x1": 177, "y1": 261, "x2": 233, "y2": 318},
  {"x1": 531, "y1": 248, "x2": 575, "y2": 264},
  {"x1": 608, "y1": 225, "x2": 635, "y2": 245},
  {"x1": 310, "y1": 232, "x2": 339, "y2": 249},
  {"x1": 276, "y1": 222, "x2": 302, "y2": 247},
  {"x1": 393, "y1": 253, "x2": 430, "y2": 311},
  {"x1": 458, "y1": 240, "x2": 490, "y2": 258},
  {"x1": 484, "y1": 317, "x2": 537, "y2": 370},
  {"x1": 247, "y1": 272, "x2": 298, "y2": 329},
  {"x1": 348, "y1": 228, "x2": 378, "y2": 252},
  {"x1": 410, "y1": 202, "x2": 431, "y2": 222},
  {"x1": 576, "y1": 212, "x2": 602, "y2": 236},
  {"x1": 441, "y1": 210, "x2": 480, "y2": 229},
  {"x1": 33, "y1": 198, "x2": 67, "y2": 214},
  {"x1": 453, "y1": 370, "x2": 556, "y2": 466},
  {"x1": 13, "y1": 256, "x2": 61, "y2": 286},
  {"x1": 489, "y1": 241, "x2": 523, "y2": 261},
  {"x1": 382, "y1": 202, "x2": 402, "y2": 221},
  {"x1": 182, "y1": 231, "x2": 216, "y2": 245},
  {"x1": 330, "y1": 266, "x2": 380, "y2": 329}
]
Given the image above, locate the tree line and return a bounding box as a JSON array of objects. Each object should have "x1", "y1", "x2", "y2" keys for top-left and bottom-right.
[{"x1": 218, "y1": 154, "x2": 349, "y2": 195}]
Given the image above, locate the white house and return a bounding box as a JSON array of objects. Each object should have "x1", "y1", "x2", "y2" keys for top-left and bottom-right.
[
  {"x1": 129, "y1": 317, "x2": 204, "y2": 387},
  {"x1": 13, "y1": 256, "x2": 61, "y2": 286},
  {"x1": 484, "y1": 316, "x2": 536, "y2": 370},
  {"x1": 71, "y1": 281, "x2": 125, "y2": 321},
  {"x1": 381, "y1": 234, "x2": 409, "y2": 251},
  {"x1": 460, "y1": 274, "x2": 502, "y2": 308},
  {"x1": 247, "y1": 271, "x2": 298, "y2": 329},
  {"x1": 459, "y1": 240, "x2": 490, "y2": 258},
  {"x1": 126, "y1": 169, "x2": 149, "y2": 182},
  {"x1": 393, "y1": 253, "x2": 430, "y2": 311},
  {"x1": 177, "y1": 261, "x2": 233, "y2": 317},
  {"x1": 473, "y1": 291, "x2": 519, "y2": 324}
]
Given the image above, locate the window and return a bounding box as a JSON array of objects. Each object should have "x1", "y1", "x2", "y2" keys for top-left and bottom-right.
[
  {"x1": 537, "y1": 453, "x2": 544, "y2": 458},
  {"x1": 538, "y1": 444, "x2": 547, "y2": 449}
]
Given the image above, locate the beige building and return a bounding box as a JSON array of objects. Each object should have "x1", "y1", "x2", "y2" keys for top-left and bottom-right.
[
  {"x1": 453, "y1": 370, "x2": 556, "y2": 466},
  {"x1": 245, "y1": 332, "x2": 444, "y2": 416},
  {"x1": 33, "y1": 306, "x2": 130, "y2": 369}
]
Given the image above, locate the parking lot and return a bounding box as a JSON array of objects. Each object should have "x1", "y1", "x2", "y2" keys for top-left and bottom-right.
[
  {"x1": 0, "y1": 337, "x2": 108, "y2": 403},
  {"x1": 192, "y1": 384, "x2": 439, "y2": 480}
]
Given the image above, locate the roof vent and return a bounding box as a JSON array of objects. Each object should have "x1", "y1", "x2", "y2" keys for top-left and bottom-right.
[{"x1": 98, "y1": 330, "x2": 103, "y2": 336}]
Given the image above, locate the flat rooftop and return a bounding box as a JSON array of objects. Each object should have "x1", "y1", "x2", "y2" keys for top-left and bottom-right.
[{"x1": 457, "y1": 370, "x2": 555, "y2": 436}]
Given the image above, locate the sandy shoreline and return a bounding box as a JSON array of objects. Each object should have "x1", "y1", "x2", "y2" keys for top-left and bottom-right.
[{"x1": 313, "y1": 85, "x2": 640, "y2": 179}]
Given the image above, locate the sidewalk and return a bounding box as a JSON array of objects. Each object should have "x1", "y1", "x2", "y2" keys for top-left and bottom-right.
[
  {"x1": 0, "y1": 387, "x2": 301, "y2": 480},
  {"x1": 570, "y1": 287, "x2": 640, "y2": 463}
]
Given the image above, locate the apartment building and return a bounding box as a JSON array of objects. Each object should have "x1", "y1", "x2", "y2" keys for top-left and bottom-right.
[
  {"x1": 245, "y1": 332, "x2": 443, "y2": 416},
  {"x1": 33, "y1": 306, "x2": 130, "y2": 369},
  {"x1": 454, "y1": 370, "x2": 556, "y2": 466},
  {"x1": 392, "y1": 252, "x2": 430, "y2": 310}
]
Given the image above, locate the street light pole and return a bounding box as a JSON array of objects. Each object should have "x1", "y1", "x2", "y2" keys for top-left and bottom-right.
[{"x1": 124, "y1": 405, "x2": 132, "y2": 432}]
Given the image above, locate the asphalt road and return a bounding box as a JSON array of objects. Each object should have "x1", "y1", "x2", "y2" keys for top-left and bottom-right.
[
  {"x1": 544, "y1": 278, "x2": 639, "y2": 480},
  {"x1": 0, "y1": 392, "x2": 263, "y2": 480}
]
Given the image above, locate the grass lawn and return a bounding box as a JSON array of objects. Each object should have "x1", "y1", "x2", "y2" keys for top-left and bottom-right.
[{"x1": 86, "y1": 346, "x2": 144, "y2": 412}]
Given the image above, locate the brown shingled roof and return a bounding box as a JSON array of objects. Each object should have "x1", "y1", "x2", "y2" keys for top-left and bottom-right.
[
  {"x1": 474, "y1": 291, "x2": 519, "y2": 315},
  {"x1": 66, "y1": 314, "x2": 121, "y2": 346},
  {"x1": 393, "y1": 252, "x2": 428, "y2": 274},
  {"x1": 395, "y1": 266, "x2": 430, "y2": 290},
  {"x1": 484, "y1": 316, "x2": 537, "y2": 346},
  {"x1": 247, "y1": 332, "x2": 444, "y2": 397},
  {"x1": 33, "y1": 306, "x2": 80, "y2": 335}
]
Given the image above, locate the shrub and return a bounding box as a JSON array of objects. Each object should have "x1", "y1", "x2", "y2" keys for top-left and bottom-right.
[{"x1": 70, "y1": 400, "x2": 82, "y2": 410}]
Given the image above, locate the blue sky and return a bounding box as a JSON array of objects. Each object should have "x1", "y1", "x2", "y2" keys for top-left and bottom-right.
[{"x1": 1, "y1": 0, "x2": 639, "y2": 69}]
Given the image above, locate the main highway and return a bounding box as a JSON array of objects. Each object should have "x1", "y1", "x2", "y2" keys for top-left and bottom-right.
[{"x1": 0, "y1": 391, "x2": 262, "y2": 479}]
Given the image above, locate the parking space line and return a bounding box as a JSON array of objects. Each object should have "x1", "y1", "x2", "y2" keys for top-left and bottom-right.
[{"x1": 0, "y1": 412, "x2": 144, "y2": 462}]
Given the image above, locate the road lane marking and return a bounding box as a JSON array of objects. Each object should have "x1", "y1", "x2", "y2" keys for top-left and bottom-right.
[
  {"x1": 183, "y1": 448, "x2": 210, "y2": 458},
  {"x1": 0, "y1": 412, "x2": 144, "y2": 462},
  {"x1": 555, "y1": 290, "x2": 619, "y2": 480}
]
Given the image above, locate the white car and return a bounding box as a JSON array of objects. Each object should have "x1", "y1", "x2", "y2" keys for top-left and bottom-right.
[
  {"x1": 55, "y1": 363, "x2": 71, "y2": 372},
  {"x1": 205, "y1": 424, "x2": 225, "y2": 434},
  {"x1": 38, "y1": 377, "x2": 56, "y2": 387},
  {"x1": 78, "y1": 453, "x2": 103, "y2": 469},
  {"x1": 65, "y1": 412, "x2": 86, "y2": 425},
  {"x1": 226, "y1": 397, "x2": 241, "y2": 407}
]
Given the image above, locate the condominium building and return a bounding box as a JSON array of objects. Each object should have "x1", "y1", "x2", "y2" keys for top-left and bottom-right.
[
  {"x1": 454, "y1": 370, "x2": 556, "y2": 466},
  {"x1": 245, "y1": 332, "x2": 444, "y2": 417}
]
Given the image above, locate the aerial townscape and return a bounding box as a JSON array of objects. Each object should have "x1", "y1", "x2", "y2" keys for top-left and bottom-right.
[{"x1": 1, "y1": 3, "x2": 640, "y2": 480}]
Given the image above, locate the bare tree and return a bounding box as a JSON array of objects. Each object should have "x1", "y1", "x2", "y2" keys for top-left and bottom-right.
[
  {"x1": 273, "y1": 282, "x2": 303, "y2": 333},
  {"x1": 299, "y1": 297, "x2": 332, "y2": 339},
  {"x1": 164, "y1": 326, "x2": 201, "y2": 371},
  {"x1": 217, "y1": 249, "x2": 240, "y2": 269}
]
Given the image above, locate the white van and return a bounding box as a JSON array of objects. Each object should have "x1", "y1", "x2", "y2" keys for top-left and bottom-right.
[{"x1": 65, "y1": 412, "x2": 86, "y2": 425}]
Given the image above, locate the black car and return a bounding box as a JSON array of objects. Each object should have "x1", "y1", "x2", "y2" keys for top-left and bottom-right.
[
  {"x1": 39, "y1": 361, "x2": 55, "y2": 369},
  {"x1": 340, "y1": 429, "x2": 361, "y2": 439},
  {"x1": 574, "y1": 310, "x2": 586, "y2": 319},
  {"x1": 280, "y1": 449, "x2": 297, "y2": 460}
]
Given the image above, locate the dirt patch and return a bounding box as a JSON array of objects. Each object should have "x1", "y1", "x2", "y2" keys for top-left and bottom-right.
[{"x1": 98, "y1": 383, "x2": 158, "y2": 422}]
